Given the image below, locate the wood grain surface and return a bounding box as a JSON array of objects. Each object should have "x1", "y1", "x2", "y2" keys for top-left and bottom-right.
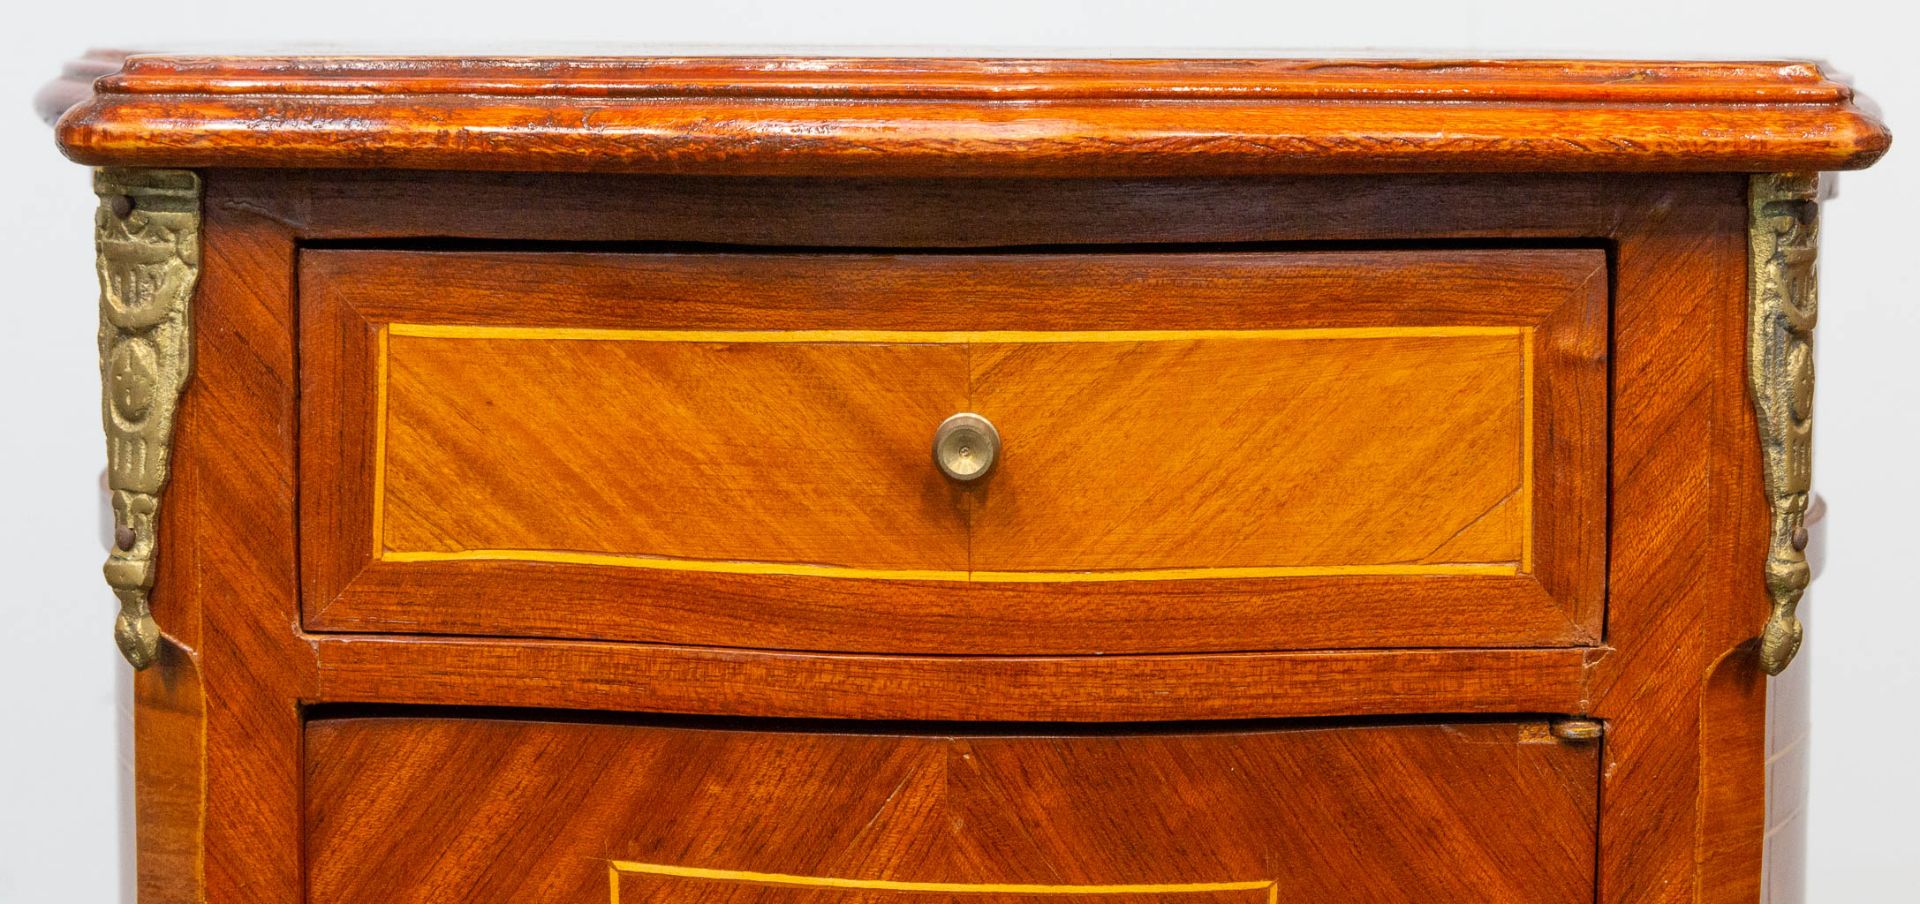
[
  {"x1": 132, "y1": 177, "x2": 312, "y2": 904},
  {"x1": 380, "y1": 326, "x2": 1528, "y2": 576},
  {"x1": 108, "y1": 167, "x2": 1806, "y2": 904},
  {"x1": 42, "y1": 54, "x2": 1888, "y2": 174},
  {"x1": 309, "y1": 637, "x2": 1596, "y2": 722},
  {"x1": 968, "y1": 330, "x2": 1529, "y2": 572},
  {"x1": 131, "y1": 647, "x2": 203, "y2": 903},
  {"x1": 302, "y1": 249, "x2": 1605, "y2": 653},
  {"x1": 382, "y1": 331, "x2": 973, "y2": 573},
  {"x1": 305, "y1": 715, "x2": 1600, "y2": 904},
  {"x1": 1578, "y1": 173, "x2": 1761, "y2": 904}
]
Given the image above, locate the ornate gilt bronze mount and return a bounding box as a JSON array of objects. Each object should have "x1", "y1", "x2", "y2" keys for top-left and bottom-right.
[
  {"x1": 95, "y1": 167, "x2": 200, "y2": 669},
  {"x1": 1748, "y1": 173, "x2": 1819, "y2": 676}
]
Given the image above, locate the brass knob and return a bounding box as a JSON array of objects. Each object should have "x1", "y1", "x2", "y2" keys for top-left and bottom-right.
[{"x1": 933, "y1": 412, "x2": 999, "y2": 482}]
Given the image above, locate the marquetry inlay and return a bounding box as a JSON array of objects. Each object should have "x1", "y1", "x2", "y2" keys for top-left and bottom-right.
[
  {"x1": 608, "y1": 862, "x2": 1279, "y2": 903},
  {"x1": 371, "y1": 323, "x2": 1537, "y2": 583}
]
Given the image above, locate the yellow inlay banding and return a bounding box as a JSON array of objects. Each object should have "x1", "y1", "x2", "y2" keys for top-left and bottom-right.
[
  {"x1": 387, "y1": 322, "x2": 1526, "y2": 345},
  {"x1": 380, "y1": 547, "x2": 1519, "y2": 581},
  {"x1": 1519, "y1": 327, "x2": 1536, "y2": 574},
  {"x1": 610, "y1": 860, "x2": 1276, "y2": 897},
  {"x1": 371, "y1": 325, "x2": 390, "y2": 560}
]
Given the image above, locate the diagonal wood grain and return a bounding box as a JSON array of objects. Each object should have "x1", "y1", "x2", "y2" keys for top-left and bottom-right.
[
  {"x1": 303, "y1": 249, "x2": 1604, "y2": 654},
  {"x1": 383, "y1": 334, "x2": 970, "y2": 571},
  {"x1": 306, "y1": 716, "x2": 1597, "y2": 904},
  {"x1": 970, "y1": 332, "x2": 1526, "y2": 570},
  {"x1": 116, "y1": 168, "x2": 1798, "y2": 904}
]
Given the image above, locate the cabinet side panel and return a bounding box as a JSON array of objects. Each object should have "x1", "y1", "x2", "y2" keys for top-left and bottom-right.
[{"x1": 133, "y1": 654, "x2": 205, "y2": 903}]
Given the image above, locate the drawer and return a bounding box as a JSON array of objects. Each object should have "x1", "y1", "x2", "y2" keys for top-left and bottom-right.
[
  {"x1": 301, "y1": 249, "x2": 1606, "y2": 653},
  {"x1": 305, "y1": 714, "x2": 1599, "y2": 903}
]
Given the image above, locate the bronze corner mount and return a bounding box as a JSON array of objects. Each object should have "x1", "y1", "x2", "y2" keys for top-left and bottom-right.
[
  {"x1": 1748, "y1": 172, "x2": 1819, "y2": 676},
  {"x1": 95, "y1": 167, "x2": 200, "y2": 670}
]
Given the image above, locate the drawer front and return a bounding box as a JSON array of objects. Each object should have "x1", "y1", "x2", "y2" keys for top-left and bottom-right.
[
  {"x1": 305, "y1": 716, "x2": 1599, "y2": 903},
  {"x1": 302, "y1": 249, "x2": 1606, "y2": 653}
]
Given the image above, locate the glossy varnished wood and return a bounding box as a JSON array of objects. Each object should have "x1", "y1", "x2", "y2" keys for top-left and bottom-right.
[
  {"x1": 305, "y1": 715, "x2": 1600, "y2": 904},
  {"x1": 301, "y1": 249, "x2": 1605, "y2": 653},
  {"x1": 1583, "y1": 171, "x2": 1755, "y2": 904},
  {"x1": 92, "y1": 158, "x2": 1836, "y2": 904},
  {"x1": 128, "y1": 175, "x2": 310, "y2": 904},
  {"x1": 968, "y1": 330, "x2": 1531, "y2": 571},
  {"x1": 44, "y1": 55, "x2": 1889, "y2": 175},
  {"x1": 384, "y1": 333, "x2": 972, "y2": 571},
  {"x1": 382, "y1": 327, "x2": 1528, "y2": 575},
  {"x1": 131, "y1": 649, "x2": 203, "y2": 902},
  {"x1": 310, "y1": 638, "x2": 1596, "y2": 722}
]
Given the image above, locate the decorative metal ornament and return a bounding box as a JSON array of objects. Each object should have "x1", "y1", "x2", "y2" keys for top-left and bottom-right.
[
  {"x1": 1747, "y1": 173, "x2": 1819, "y2": 676},
  {"x1": 95, "y1": 168, "x2": 200, "y2": 670}
]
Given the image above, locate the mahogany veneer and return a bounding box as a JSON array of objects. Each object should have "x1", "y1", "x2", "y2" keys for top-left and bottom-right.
[
  {"x1": 300, "y1": 248, "x2": 1605, "y2": 653},
  {"x1": 42, "y1": 55, "x2": 1888, "y2": 175},
  {"x1": 306, "y1": 716, "x2": 1600, "y2": 903},
  {"x1": 40, "y1": 51, "x2": 1889, "y2": 904}
]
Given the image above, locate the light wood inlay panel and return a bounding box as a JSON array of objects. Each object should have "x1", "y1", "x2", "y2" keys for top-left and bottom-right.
[
  {"x1": 970, "y1": 330, "x2": 1528, "y2": 572},
  {"x1": 305, "y1": 716, "x2": 1598, "y2": 904},
  {"x1": 377, "y1": 325, "x2": 1530, "y2": 580},
  {"x1": 382, "y1": 329, "x2": 969, "y2": 573}
]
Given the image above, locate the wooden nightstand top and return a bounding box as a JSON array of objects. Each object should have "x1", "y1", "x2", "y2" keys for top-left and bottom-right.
[{"x1": 40, "y1": 51, "x2": 1889, "y2": 176}]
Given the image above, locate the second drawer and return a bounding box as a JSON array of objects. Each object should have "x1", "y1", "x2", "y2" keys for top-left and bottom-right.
[{"x1": 307, "y1": 713, "x2": 1600, "y2": 904}]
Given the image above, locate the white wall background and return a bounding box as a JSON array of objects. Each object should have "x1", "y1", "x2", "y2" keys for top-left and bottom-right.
[{"x1": 1, "y1": 2, "x2": 1911, "y2": 901}]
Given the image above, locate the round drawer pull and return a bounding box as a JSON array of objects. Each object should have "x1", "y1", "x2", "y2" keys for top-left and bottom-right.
[{"x1": 933, "y1": 412, "x2": 999, "y2": 482}]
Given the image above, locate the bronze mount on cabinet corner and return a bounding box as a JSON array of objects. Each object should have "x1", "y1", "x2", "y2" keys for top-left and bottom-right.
[{"x1": 95, "y1": 167, "x2": 200, "y2": 670}]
